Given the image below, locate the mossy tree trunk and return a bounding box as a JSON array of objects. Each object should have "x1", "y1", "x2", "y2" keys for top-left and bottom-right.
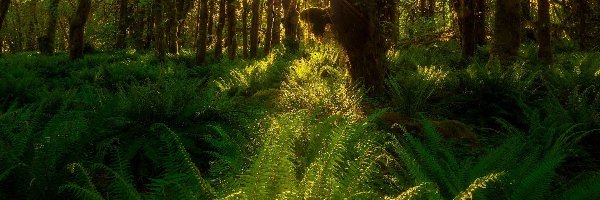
[
  {"x1": 39, "y1": 0, "x2": 60, "y2": 54},
  {"x1": 249, "y1": 0, "x2": 260, "y2": 57},
  {"x1": 457, "y1": 0, "x2": 476, "y2": 58},
  {"x1": 226, "y1": 0, "x2": 236, "y2": 59},
  {"x1": 537, "y1": 0, "x2": 552, "y2": 64},
  {"x1": 272, "y1": 0, "x2": 281, "y2": 47},
  {"x1": 329, "y1": 0, "x2": 390, "y2": 95},
  {"x1": 575, "y1": 0, "x2": 588, "y2": 50},
  {"x1": 490, "y1": 0, "x2": 520, "y2": 65},
  {"x1": 214, "y1": 0, "x2": 226, "y2": 59},
  {"x1": 196, "y1": 0, "x2": 209, "y2": 64},
  {"x1": 68, "y1": 0, "x2": 92, "y2": 60}
]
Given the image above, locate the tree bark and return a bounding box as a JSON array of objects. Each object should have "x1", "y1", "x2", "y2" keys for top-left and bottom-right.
[
  {"x1": 0, "y1": 0, "x2": 11, "y2": 54},
  {"x1": 153, "y1": 0, "x2": 166, "y2": 62},
  {"x1": 116, "y1": 0, "x2": 128, "y2": 49},
  {"x1": 537, "y1": 0, "x2": 552, "y2": 64},
  {"x1": 272, "y1": 0, "x2": 281, "y2": 46},
  {"x1": 458, "y1": 0, "x2": 476, "y2": 58},
  {"x1": 68, "y1": 0, "x2": 92, "y2": 60},
  {"x1": 490, "y1": 0, "x2": 520, "y2": 65},
  {"x1": 474, "y1": 0, "x2": 486, "y2": 46},
  {"x1": 264, "y1": 0, "x2": 274, "y2": 54},
  {"x1": 329, "y1": 0, "x2": 389, "y2": 95},
  {"x1": 196, "y1": 0, "x2": 209, "y2": 64},
  {"x1": 214, "y1": 0, "x2": 225, "y2": 59},
  {"x1": 575, "y1": 0, "x2": 588, "y2": 50},
  {"x1": 38, "y1": 0, "x2": 60, "y2": 54},
  {"x1": 226, "y1": 0, "x2": 236, "y2": 59},
  {"x1": 242, "y1": 0, "x2": 249, "y2": 58},
  {"x1": 249, "y1": 0, "x2": 259, "y2": 57},
  {"x1": 282, "y1": 0, "x2": 299, "y2": 51}
]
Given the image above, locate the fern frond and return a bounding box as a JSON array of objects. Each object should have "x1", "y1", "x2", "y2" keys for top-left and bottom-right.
[
  {"x1": 454, "y1": 171, "x2": 505, "y2": 200},
  {"x1": 59, "y1": 184, "x2": 105, "y2": 200},
  {"x1": 509, "y1": 152, "x2": 566, "y2": 200},
  {"x1": 558, "y1": 173, "x2": 600, "y2": 200}
]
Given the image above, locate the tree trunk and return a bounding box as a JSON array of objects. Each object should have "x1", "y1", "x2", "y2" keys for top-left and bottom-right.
[
  {"x1": 207, "y1": 0, "x2": 215, "y2": 45},
  {"x1": 427, "y1": 0, "x2": 435, "y2": 16},
  {"x1": 575, "y1": 0, "x2": 588, "y2": 50},
  {"x1": 38, "y1": 0, "x2": 60, "y2": 54},
  {"x1": 116, "y1": 0, "x2": 128, "y2": 49},
  {"x1": 490, "y1": 0, "x2": 520, "y2": 65},
  {"x1": 282, "y1": 0, "x2": 299, "y2": 51},
  {"x1": 458, "y1": 0, "x2": 475, "y2": 58},
  {"x1": 0, "y1": 0, "x2": 9, "y2": 55},
  {"x1": 165, "y1": 0, "x2": 178, "y2": 53},
  {"x1": 264, "y1": 0, "x2": 274, "y2": 54},
  {"x1": 474, "y1": 0, "x2": 486, "y2": 46},
  {"x1": 214, "y1": 0, "x2": 225, "y2": 59},
  {"x1": 249, "y1": 0, "x2": 259, "y2": 57},
  {"x1": 153, "y1": 0, "x2": 166, "y2": 62},
  {"x1": 272, "y1": 0, "x2": 281, "y2": 46},
  {"x1": 329, "y1": 0, "x2": 389, "y2": 95},
  {"x1": 226, "y1": 0, "x2": 236, "y2": 59},
  {"x1": 242, "y1": 0, "x2": 248, "y2": 57},
  {"x1": 196, "y1": 0, "x2": 208, "y2": 64},
  {"x1": 0, "y1": 0, "x2": 11, "y2": 54},
  {"x1": 537, "y1": 0, "x2": 552, "y2": 64},
  {"x1": 68, "y1": 0, "x2": 92, "y2": 60}
]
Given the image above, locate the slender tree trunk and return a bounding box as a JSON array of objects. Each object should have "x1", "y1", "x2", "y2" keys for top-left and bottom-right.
[
  {"x1": 38, "y1": 0, "x2": 60, "y2": 54},
  {"x1": 575, "y1": 0, "x2": 588, "y2": 50},
  {"x1": 116, "y1": 0, "x2": 128, "y2": 49},
  {"x1": 427, "y1": 0, "x2": 435, "y2": 16},
  {"x1": 0, "y1": 0, "x2": 11, "y2": 54},
  {"x1": 207, "y1": 0, "x2": 215, "y2": 45},
  {"x1": 164, "y1": 0, "x2": 178, "y2": 53},
  {"x1": 226, "y1": 0, "x2": 236, "y2": 59},
  {"x1": 537, "y1": 0, "x2": 552, "y2": 64},
  {"x1": 214, "y1": 0, "x2": 226, "y2": 59},
  {"x1": 153, "y1": 0, "x2": 166, "y2": 62},
  {"x1": 282, "y1": 0, "x2": 299, "y2": 51},
  {"x1": 242, "y1": 0, "x2": 249, "y2": 58},
  {"x1": 68, "y1": 0, "x2": 92, "y2": 60},
  {"x1": 474, "y1": 0, "x2": 486, "y2": 46},
  {"x1": 490, "y1": 0, "x2": 520, "y2": 65},
  {"x1": 272, "y1": 0, "x2": 281, "y2": 46},
  {"x1": 329, "y1": 0, "x2": 389, "y2": 95},
  {"x1": 459, "y1": 0, "x2": 475, "y2": 58},
  {"x1": 264, "y1": 0, "x2": 274, "y2": 54},
  {"x1": 249, "y1": 0, "x2": 259, "y2": 57},
  {"x1": 196, "y1": 0, "x2": 209, "y2": 64}
]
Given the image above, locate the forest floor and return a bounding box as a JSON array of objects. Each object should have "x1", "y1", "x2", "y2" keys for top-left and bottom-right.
[{"x1": 1, "y1": 41, "x2": 600, "y2": 199}]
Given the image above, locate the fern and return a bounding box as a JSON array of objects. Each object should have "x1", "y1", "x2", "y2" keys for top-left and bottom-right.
[
  {"x1": 454, "y1": 172, "x2": 504, "y2": 200},
  {"x1": 147, "y1": 123, "x2": 215, "y2": 199},
  {"x1": 509, "y1": 152, "x2": 566, "y2": 200}
]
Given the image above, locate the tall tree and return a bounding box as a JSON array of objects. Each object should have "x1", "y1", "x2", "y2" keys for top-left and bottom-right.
[
  {"x1": 272, "y1": 0, "x2": 281, "y2": 46},
  {"x1": 474, "y1": 0, "x2": 486, "y2": 46},
  {"x1": 0, "y1": 0, "x2": 10, "y2": 50},
  {"x1": 38, "y1": 0, "x2": 60, "y2": 54},
  {"x1": 225, "y1": 0, "x2": 236, "y2": 59},
  {"x1": 490, "y1": 0, "x2": 520, "y2": 65},
  {"x1": 282, "y1": 0, "x2": 299, "y2": 51},
  {"x1": 329, "y1": 0, "x2": 391, "y2": 95},
  {"x1": 153, "y1": 0, "x2": 166, "y2": 62},
  {"x1": 68, "y1": 0, "x2": 92, "y2": 60},
  {"x1": 214, "y1": 0, "x2": 225, "y2": 59},
  {"x1": 242, "y1": 0, "x2": 249, "y2": 57},
  {"x1": 264, "y1": 0, "x2": 274, "y2": 54},
  {"x1": 116, "y1": 0, "x2": 128, "y2": 49},
  {"x1": 196, "y1": 0, "x2": 209, "y2": 63},
  {"x1": 456, "y1": 0, "x2": 476, "y2": 58},
  {"x1": 0, "y1": 0, "x2": 11, "y2": 54},
  {"x1": 575, "y1": 0, "x2": 588, "y2": 50},
  {"x1": 537, "y1": 0, "x2": 552, "y2": 64},
  {"x1": 249, "y1": 0, "x2": 259, "y2": 57}
]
